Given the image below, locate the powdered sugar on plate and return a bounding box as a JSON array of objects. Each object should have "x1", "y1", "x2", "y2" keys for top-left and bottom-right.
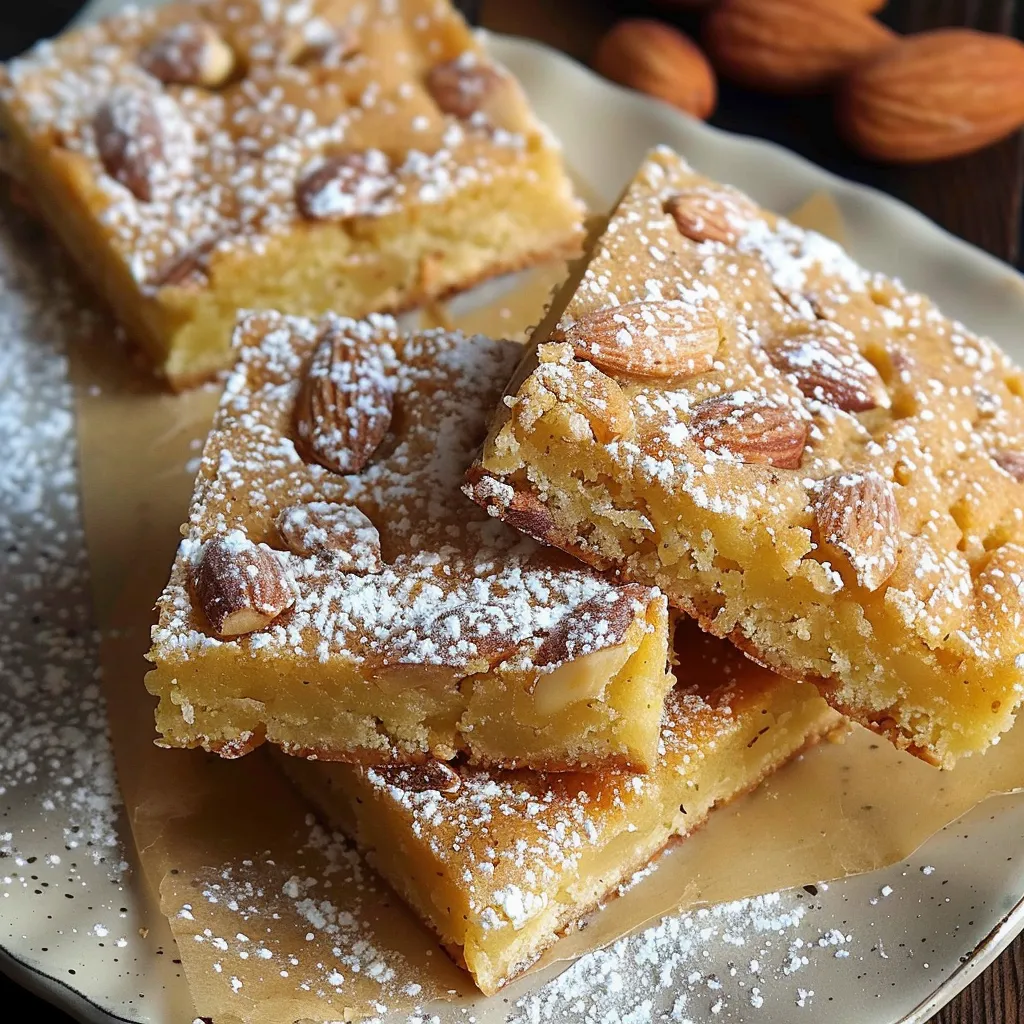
[{"x1": 0, "y1": 203, "x2": 195, "y2": 1020}]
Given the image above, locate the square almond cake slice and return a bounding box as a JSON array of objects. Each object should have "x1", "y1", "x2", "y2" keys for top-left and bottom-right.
[
  {"x1": 467, "y1": 146, "x2": 1024, "y2": 768},
  {"x1": 281, "y1": 622, "x2": 841, "y2": 995},
  {"x1": 0, "y1": 0, "x2": 583, "y2": 387},
  {"x1": 146, "y1": 309, "x2": 672, "y2": 770}
]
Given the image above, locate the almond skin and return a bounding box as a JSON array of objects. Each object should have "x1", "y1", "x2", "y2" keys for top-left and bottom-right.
[
  {"x1": 138, "y1": 22, "x2": 236, "y2": 88},
  {"x1": 593, "y1": 19, "x2": 716, "y2": 121},
  {"x1": 704, "y1": 0, "x2": 896, "y2": 94},
  {"x1": 426, "y1": 58, "x2": 505, "y2": 119},
  {"x1": 664, "y1": 187, "x2": 758, "y2": 245},
  {"x1": 296, "y1": 150, "x2": 394, "y2": 221},
  {"x1": 689, "y1": 393, "x2": 808, "y2": 469},
  {"x1": 767, "y1": 325, "x2": 889, "y2": 413},
  {"x1": 294, "y1": 326, "x2": 394, "y2": 475},
  {"x1": 812, "y1": 471, "x2": 900, "y2": 591},
  {"x1": 562, "y1": 300, "x2": 721, "y2": 380},
  {"x1": 276, "y1": 501, "x2": 382, "y2": 572},
  {"x1": 92, "y1": 86, "x2": 194, "y2": 202},
  {"x1": 839, "y1": 29, "x2": 1024, "y2": 163},
  {"x1": 993, "y1": 449, "x2": 1024, "y2": 483},
  {"x1": 533, "y1": 584, "x2": 649, "y2": 671},
  {"x1": 193, "y1": 533, "x2": 295, "y2": 637}
]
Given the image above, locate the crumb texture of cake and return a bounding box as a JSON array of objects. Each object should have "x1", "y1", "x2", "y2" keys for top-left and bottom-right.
[
  {"x1": 146, "y1": 309, "x2": 672, "y2": 770},
  {"x1": 0, "y1": 0, "x2": 583, "y2": 386},
  {"x1": 282, "y1": 623, "x2": 841, "y2": 995},
  {"x1": 468, "y1": 146, "x2": 1024, "y2": 769}
]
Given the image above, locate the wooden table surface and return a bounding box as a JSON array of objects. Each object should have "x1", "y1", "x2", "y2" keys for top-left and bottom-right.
[{"x1": 0, "y1": 1, "x2": 1022, "y2": 1021}]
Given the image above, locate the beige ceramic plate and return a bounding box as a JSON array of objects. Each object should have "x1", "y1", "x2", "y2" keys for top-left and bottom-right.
[{"x1": 1, "y1": 9, "x2": 1024, "y2": 1022}]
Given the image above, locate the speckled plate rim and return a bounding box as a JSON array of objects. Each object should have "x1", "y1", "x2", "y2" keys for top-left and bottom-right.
[{"x1": 4, "y1": 8, "x2": 1024, "y2": 1022}]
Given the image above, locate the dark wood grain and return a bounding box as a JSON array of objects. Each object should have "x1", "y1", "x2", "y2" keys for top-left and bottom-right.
[{"x1": 0, "y1": 1, "x2": 1023, "y2": 1022}]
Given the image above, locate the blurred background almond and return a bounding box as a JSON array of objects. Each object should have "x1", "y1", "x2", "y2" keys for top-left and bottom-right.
[
  {"x1": 593, "y1": 18, "x2": 717, "y2": 119},
  {"x1": 839, "y1": 29, "x2": 1024, "y2": 162},
  {"x1": 702, "y1": 0, "x2": 897, "y2": 93}
]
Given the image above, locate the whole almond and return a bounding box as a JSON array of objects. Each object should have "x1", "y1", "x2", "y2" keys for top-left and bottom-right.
[
  {"x1": 296, "y1": 150, "x2": 394, "y2": 220},
  {"x1": 93, "y1": 86, "x2": 194, "y2": 202},
  {"x1": 562, "y1": 300, "x2": 721, "y2": 380},
  {"x1": 193, "y1": 532, "x2": 295, "y2": 637},
  {"x1": 839, "y1": 29, "x2": 1024, "y2": 163},
  {"x1": 139, "y1": 22, "x2": 236, "y2": 88},
  {"x1": 592, "y1": 20, "x2": 716, "y2": 121},
  {"x1": 993, "y1": 449, "x2": 1024, "y2": 483},
  {"x1": 664, "y1": 187, "x2": 759, "y2": 245},
  {"x1": 812, "y1": 471, "x2": 899, "y2": 591},
  {"x1": 294, "y1": 326, "x2": 394, "y2": 474},
  {"x1": 277, "y1": 501, "x2": 383, "y2": 572},
  {"x1": 376, "y1": 761, "x2": 461, "y2": 795},
  {"x1": 767, "y1": 325, "x2": 889, "y2": 413},
  {"x1": 533, "y1": 583, "x2": 649, "y2": 671},
  {"x1": 690, "y1": 393, "x2": 808, "y2": 469},
  {"x1": 426, "y1": 58, "x2": 505, "y2": 119},
  {"x1": 704, "y1": 0, "x2": 896, "y2": 94}
]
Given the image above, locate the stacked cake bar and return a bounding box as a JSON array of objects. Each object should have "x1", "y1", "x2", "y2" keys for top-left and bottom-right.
[
  {"x1": 9, "y1": 0, "x2": 1024, "y2": 1002},
  {"x1": 147, "y1": 305, "x2": 839, "y2": 991}
]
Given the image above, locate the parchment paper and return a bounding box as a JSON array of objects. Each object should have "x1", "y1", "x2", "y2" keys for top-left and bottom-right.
[{"x1": 65, "y1": 195, "x2": 1024, "y2": 1023}]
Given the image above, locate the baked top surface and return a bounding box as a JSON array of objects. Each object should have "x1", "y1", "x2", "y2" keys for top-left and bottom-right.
[
  {"x1": 150, "y1": 308, "x2": 662, "y2": 680},
  {"x1": 0, "y1": 0, "x2": 552, "y2": 292},
  {"x1": 469, "y1": 146, "x2": 1024, "y2": 766}
]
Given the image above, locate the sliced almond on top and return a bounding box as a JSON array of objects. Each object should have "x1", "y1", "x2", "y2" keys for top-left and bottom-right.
[
  {"x1": 533, "y1": 583, "x2": 649, "y2": 671},
  {"x1": 562, "y1": 300, "x2": 721, "y2": 380},
  {"x1": 376, "y1": 761, "x2": 461, "y2": 795},
  {"x1": 664, "y1": 187, "x2": 758, "y2": 245},
  {"x1": 138, "y1": 22, "x2": 236, "y2": 88},
  {"x1": 993, "y1": 449, "x2": 1024, "y2": 482},
  {"x1": 193, "y1": 532, "x2": 295, "y2": 637},
  {"x1": 812, "y1": 471, "x2": 900, "y2": 592},
  {"x1": 93, "y1": 86, "x2": 194, "y2": 202},
  {"x1": 296, "y1": 150, "x2": 395, "y2": 220},
  {"x1": 277, "y1": 501, "x2": 382, "y2": 572},
  {"x1": 767, "y1": 325, "x2": 889, "y2": 413},
  {"x1": 689, "y1": 392, "x2": 808, "y2": 469},
  {"x1": 294, "y1": 325, "x2": 394, "y2": 474},
  {"x1": 425, "y1": 57, "x2": 504, "y2": 118}
]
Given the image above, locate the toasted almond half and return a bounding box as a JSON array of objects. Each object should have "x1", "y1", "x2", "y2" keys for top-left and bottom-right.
[
  {"x1": 193, "y1": 532, "x2": 295, "y2": 637},
  {"x1": 664, "y1": 187, "x2": 758, "y2": 245},
  {"x1": 276, "y1": 501, "x2": 382, "y2": 572},
  {"x1": 690, "y1": 392, "x2": 808, "y2": 469},
  {"x1": 812, "y1": 471, "x2": 899, "y2": 591},
  {"x1": 139, "y1": 22, "x2": 236, "y2": 88},
  {"x1": 563, "y1": 300, "x2": 721, "y2": 380},
  {"x1": 294, "y1": 326, "x2": 394, "y2": 474},
  {"x1": 767, "y1": 324, "x2": 889, "y2": 413}
]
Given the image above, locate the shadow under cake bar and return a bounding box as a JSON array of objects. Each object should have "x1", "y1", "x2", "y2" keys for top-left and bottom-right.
[
  {"x1": 0, "y1": 0, "x2": 583, "y2": 387},
  {"x1": 467, "y1": 146, "x2": 1024, "y2": 769},
  {"x1": 146, "y1": 309, "x2": 672, "y2": 770},
  {"x1": 281, "y1": 621, "x2": 842, "y2": 995}
]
